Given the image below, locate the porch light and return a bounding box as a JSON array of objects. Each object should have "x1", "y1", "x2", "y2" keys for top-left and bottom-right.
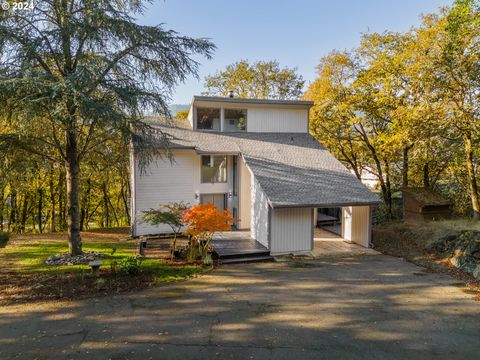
[
  {"x1": 195, "y1": 192, "x2": 200, "y2": 200},
  {"x1": 228, "y1": 191, "x2": 233, "y2": 198}
]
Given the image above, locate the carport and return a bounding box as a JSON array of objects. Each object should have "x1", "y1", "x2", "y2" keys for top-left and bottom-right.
[{"x1": 266, "y1": 203, "x2": 376, "y2": 256}]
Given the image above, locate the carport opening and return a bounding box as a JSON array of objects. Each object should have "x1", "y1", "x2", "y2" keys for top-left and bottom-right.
[
  {"x1": 315, "y1": 207, "x2": 341, "y2": 236},
  {"x1": 313, "y1": 205, "x2": 373, "y2": 250}
]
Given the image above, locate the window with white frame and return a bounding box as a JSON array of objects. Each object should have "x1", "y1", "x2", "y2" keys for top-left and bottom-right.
[
  {"x1": 224, "y1": 108, "x2": 247, "y2": 131},
  {"x1": 196, "y1": 107, "x2": 221, "y2": 130},
  {"x1": 201, "y1": 155, "x2": 227, "y2": 183}
]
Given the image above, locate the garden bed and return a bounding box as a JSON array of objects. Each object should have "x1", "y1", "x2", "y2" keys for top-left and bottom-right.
[{"x1": 0, "y1": 229, "x2": 204, "y2": 305}]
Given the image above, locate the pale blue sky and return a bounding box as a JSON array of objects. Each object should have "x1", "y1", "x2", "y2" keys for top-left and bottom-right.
[{"x1": 140, "y1": 0, "x2": 453, "y2": 104}]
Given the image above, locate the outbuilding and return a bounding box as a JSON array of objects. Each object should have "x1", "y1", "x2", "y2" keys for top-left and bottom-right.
[{"x1": 401, "y1": 187, "x2": 451, "y2": 221}]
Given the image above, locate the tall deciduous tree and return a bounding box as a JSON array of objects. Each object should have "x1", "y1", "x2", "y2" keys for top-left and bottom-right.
[
  {"x1": 434, "y1": 0, "x2": 480, "y2": 218},
  {"x1": 307, "y1": 0, "x2": 480, "y2": 220},
  {"x1": 0, "y1": 0, "x2": 215, "y2": 254},
  {"x1": 204, "y1": 60, "x2": 304, "y2": 99}
]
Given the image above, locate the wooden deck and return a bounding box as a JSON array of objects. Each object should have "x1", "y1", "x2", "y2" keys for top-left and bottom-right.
[{"x1": 211, "y1": 231, "x2": 269, "y2": 258}]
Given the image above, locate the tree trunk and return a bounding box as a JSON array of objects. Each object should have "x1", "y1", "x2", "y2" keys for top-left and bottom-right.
[
  {"x1": 402, "y1": 145, "x2": 413, "y2": 188},
  {"x1": 49, "y1": 171, "x2": 56, "y2": 232},
  {"x1": 102, "y1": 182, "x2": 110, "y2": 228},
  {"x1": 108, "y1": 196, "x2": 119, "y2": 227},
  {"x1": 384, "y1": 161, "x2": 393, "y2": 220},
  {"x1": 31, "y1": 205, "x2": 36, "y2": 232},
  {"x1": 355, "y1": 126, "x2": 392, "y2": 219},
  {"x1": 464, "y1": 134, "x2": 480, "y2": 220},
  {"x1": 423, "y1": 163, "x2": 430, "y2": 189},
  {"x1": 120, "y1": 179, "x2": 131, "y2": 225},
  {"x1": 37, "y1": 188, "x2": 43, "y2": 233},
  {"x1": 19, "y1": 195, "x2": 28, "y2": 233},
  {"x1": 58, "y1": 171, "x2": 65, "y2": 230},
  {"x1": 65, "y1": 129, "x2": 82, "y2": 255},
  {"x1": 8, "y1": 188, "x2": 17, "y2": 232},
  {"x1": 0, "y1": 185, "x2": 4, "y2": 232},
  {"x1": 364, "y1": 142, "x2": 392, "y2": 219}
]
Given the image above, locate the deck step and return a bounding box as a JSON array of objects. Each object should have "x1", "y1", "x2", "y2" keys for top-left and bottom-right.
[
  {"x1": 221, "y1": 255, "x2": 274, "y2": 264},
  {"x1": 218, "y1": 250, "x2": 270, "y2": 260}
]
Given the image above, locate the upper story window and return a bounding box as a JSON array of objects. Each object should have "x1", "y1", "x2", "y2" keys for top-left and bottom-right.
[
  {"x1": 201, "y1": 155, "x2": 227, "y2": 183},
  {"x1": 197, "y1": 107, "x2": 220, "y2": 131},
  {"x1": 224, "y1": 108, "x2": 247, "y2": 131}
]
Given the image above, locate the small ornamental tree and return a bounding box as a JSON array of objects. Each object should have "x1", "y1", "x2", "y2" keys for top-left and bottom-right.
[
  {"x1": 143, "y1": 202, "x2": 189, "y2": 260},
  {"x1": 182, "y1": 204, "x2": 235, "y2": 265}
]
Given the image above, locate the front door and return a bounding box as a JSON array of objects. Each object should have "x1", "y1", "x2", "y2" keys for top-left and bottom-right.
[{"x1": 200, "y1": 193, "x2": 226, "y2": 211}]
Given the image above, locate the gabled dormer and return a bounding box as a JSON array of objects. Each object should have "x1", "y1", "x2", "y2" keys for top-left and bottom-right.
[{"x1": 187, "y1": 96, "x2": 313, "y2": 133}]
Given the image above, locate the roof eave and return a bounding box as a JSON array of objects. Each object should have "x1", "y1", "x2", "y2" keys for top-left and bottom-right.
[
  {"x1": 192, "y1": 95, "x2": 314, "y2": 108},
  {"x1": 270, "y1": 201, "x2": 381, "y2": 208},
  {"x1": 195, "y1": 150, "x2": 240, "y2": 155}
]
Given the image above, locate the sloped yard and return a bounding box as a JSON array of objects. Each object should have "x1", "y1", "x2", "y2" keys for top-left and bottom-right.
[{"x1": 373, "y1": 220, "x2": 480, "y2": 301}]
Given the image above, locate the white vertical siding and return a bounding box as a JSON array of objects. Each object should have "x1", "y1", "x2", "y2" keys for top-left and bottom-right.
[
  {"x1": 247, "y1": 108, "x2": 308, "y2": 133},
  {"x1": 342, "y1": 206, "x2": 371, "y2": 247},
  {"x1": 251, "y1": 178, "x2": 269, "y2": 248},
  {"x1": 192, "y1": 102, "x2": 309, "y2": 133},
  {"x1": 270, "y1": 208, "x2": 312, "y2": 255},
  {"x1": 238, "y1": 157, "x2": 252, "y2": 229},
  {"x1": 187, "y1": 105, "x2": 194, "y2": 128},
  {"x1": 133, "y1": 150, "x2": 196, "y2": 236},
  {"x1": 129, "y1": 145, "x2": 136, "y2": 236}
]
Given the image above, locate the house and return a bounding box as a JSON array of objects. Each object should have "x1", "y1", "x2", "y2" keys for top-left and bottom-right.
[
  {"x1": 130, "y1": 96, "x2": 380, "y2": 255},
  {"x1": 401, "y1": 187, "x2": 451, "y2": 222}
]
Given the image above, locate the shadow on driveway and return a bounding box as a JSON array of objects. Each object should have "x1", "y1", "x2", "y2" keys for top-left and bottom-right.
[{"x1": 1, "y1": 254, "x2": 479, "y2": 359}]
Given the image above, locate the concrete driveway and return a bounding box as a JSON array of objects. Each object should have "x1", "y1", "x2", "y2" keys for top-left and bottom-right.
[{"x1": 1, "y1": 254, "x2": 479, "y2": 360}]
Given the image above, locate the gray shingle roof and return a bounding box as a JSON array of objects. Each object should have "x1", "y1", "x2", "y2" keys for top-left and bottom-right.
[{"x1": 147, "y1": 125, "x2": 380, "y2": 207}]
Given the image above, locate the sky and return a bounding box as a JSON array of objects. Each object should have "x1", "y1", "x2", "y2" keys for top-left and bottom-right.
[{"x1": 139, "y1": 0, "x2": 453, "y2": 105}]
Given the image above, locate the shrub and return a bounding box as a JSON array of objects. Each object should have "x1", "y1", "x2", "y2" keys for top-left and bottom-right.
[
  {"x1": 110, "y1": 259, "x2": 118, "y2": 273},
  {"x1": 182, "y1": 204, "x2": 235, "y2": 265},
  {"x1": 120, "y1": 256, "x2": 143, "y2": 275},
  {"x1": 143, "y1": 202, "x2": 189, "y2": 260},
  {"x1": 95, "y1": 278, "x2": 106, "y2": 288},
  {"x1": 0, "y1": 232, "x2": 10, "y2": 247}
]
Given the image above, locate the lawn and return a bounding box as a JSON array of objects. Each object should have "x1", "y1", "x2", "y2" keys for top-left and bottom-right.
[{"x1": 0, "y1": 228, "x2": 204, "y2": 305}]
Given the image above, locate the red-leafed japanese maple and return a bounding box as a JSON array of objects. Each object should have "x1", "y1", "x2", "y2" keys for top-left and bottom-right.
[{"x1": 182, "y1": 204, "x2": 235, "y2": 264}]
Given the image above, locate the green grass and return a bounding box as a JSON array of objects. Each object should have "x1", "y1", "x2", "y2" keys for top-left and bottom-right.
[
  {"x1": 2, "y1": 240, "x2": 134, "y2": 273},
  {"x1": 142, "y1": 260, "x2": 203, "y2": 283},
  {"x1": 1, "y1": 233, "x2": 203, "y2": 281}
]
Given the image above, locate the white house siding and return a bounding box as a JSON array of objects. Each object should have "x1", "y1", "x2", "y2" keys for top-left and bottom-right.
[
  {"x1": 270, "y1": 208, "x2": 312, "y2": 255},
  {"x1": 247, "y1": 108, "x2": 308, "y2": 133},
  {"x1": 342, "y1": 206, "x2": 372, "y2": 247},
  {"x1": 133, "y1": 150, "x2": 196, "y2": 236},
  {"x1": 251, "y1": 178, "x2": 269, "y2": 248},
  {"x1": 238, "y1": 157, "x2": 252, "y2": 230},
  {"x1": 129, "y1": 145, "x2": 136, "y2": 237},
  {"x1": 187, "y1": 104, "x2": 194, "y2": 128}
]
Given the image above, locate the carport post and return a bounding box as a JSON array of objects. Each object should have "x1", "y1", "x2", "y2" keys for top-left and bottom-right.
[{"x1": 342, "y1": 206, "x2": 371, "y2": 248}]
